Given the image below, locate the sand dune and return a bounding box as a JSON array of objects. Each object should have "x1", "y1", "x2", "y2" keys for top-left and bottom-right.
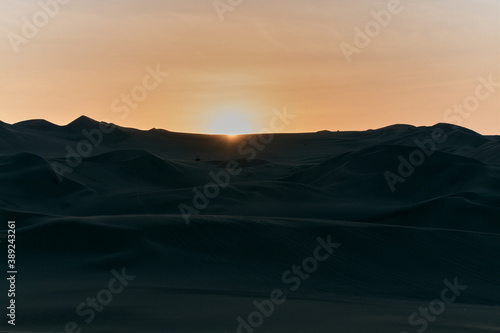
[{"x1": 1, "y1": 117, "x2": 499, "y2": 332}]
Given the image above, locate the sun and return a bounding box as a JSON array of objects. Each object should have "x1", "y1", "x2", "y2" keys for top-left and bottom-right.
[{"x1": 209, "y1": 112, "x2": 256, "y2": 136}]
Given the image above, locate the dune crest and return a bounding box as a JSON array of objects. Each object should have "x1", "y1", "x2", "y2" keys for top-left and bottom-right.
[{"x1": 1, "y1": 117, "x2": 499, "y2": 332}]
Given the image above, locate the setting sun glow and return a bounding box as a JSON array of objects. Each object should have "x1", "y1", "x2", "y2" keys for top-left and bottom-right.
[{"x1": 208, "y1": 112, "x2": 256, "y2": 136}]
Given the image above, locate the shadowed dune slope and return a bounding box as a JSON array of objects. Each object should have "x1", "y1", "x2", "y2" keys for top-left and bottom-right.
[{"x1": 0, "y1": 117, "x2": 499, "y2": 332}]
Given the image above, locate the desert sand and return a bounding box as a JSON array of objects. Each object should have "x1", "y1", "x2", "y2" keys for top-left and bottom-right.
[{"x1": 0, "y1": 116, "x2": 499, "y2": 332}]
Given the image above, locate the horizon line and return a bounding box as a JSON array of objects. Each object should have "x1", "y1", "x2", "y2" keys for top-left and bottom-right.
[{"x1": 3, "y1": 115, "x2": 497, "y2": 136}]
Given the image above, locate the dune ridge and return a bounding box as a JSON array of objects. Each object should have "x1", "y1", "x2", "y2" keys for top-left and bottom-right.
[{"x1": 1, "y1": 117, "x2": 499, "y2": 332}]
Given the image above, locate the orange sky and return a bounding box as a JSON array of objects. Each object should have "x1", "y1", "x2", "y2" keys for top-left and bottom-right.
[{"x1": 0, "y1": 0, "x2": 499, "y2": 134}]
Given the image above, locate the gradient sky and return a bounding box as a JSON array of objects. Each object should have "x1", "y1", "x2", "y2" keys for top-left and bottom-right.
[{"x1": 0, "y1": 0, "x2": 499, "y2": 134}]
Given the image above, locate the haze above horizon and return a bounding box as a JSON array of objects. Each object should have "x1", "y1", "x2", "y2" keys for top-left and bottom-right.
[{"x1": 0, "y1": 0, "x2": 498, "y2": 134}]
